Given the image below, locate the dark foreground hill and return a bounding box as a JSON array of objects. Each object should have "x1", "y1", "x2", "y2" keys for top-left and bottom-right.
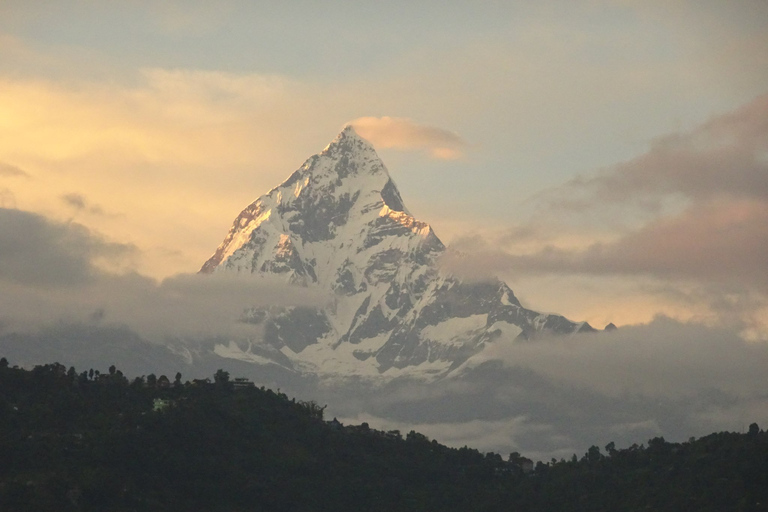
[{"x1": 1, "y1": 359, "x2": 767, "y2": 512}]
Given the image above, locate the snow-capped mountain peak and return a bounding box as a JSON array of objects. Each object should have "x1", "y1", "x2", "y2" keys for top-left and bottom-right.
[
  {"x1": 201, "y1": 127, "x2": 593, "y2": 379},
  {"x1": 200, "y1": 124, "x2": 420, "y2": 278}
]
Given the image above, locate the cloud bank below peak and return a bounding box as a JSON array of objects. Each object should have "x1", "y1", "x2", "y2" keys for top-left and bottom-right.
[
  {"x1": 349, "y1": 116, "x2": 467, "y2": 160},
  {"x1": 0, "y1": 207, "x2": 327, "y2": 341}
]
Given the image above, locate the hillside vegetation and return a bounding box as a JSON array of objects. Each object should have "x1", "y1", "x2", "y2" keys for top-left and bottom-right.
[{"x1": 1, "y1": 359, "x2": 766, "y2": 511}]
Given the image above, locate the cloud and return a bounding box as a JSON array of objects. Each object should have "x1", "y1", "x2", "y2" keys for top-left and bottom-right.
[
  {"x1": 440, "y1": 94, "x2": 768, "y2": 334},
  {"x1": 0, "y1": 208, "x2": 137, "y2": 287},
  {"x1": 442, "y1": 200, "x2": 768, "y2": 336},
  {"x1": 0, "y1": 162, "x2": 30, "y2": 178},
  {"x1": 0, "y1": 207, "x2": 327, "y2": 340},
  {"x1": 533, "y1": 95, "x2": 768, "y2": 295},
  {"x1": 61, "y1": 192, "x2": 115, "y2": 217},
  {"x1": 482, "y1": 317, "x2": 768, "y2": 399},
  {"x1": 548, "y1": 93, "x2": 768, "y2": 210},
  {"x1": 61, "y1": 192, "x2": 87, "y2": 210},
  {"x1": 0, "y1": 270, "x2": 329, "y2": 344},
  {"x1": 349, "y1": 116, "x2": 467, "y2": 160},
  {"x1": 325, "y1": 317, "x2": 768, "y2": 461},
  {"x1": 454, "y1": 199, "x2": 768, "y2": 290}
]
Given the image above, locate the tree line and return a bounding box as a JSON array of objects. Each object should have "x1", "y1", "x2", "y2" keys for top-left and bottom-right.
[{"x1": 1, "y1": 358, "x2": 766, "y2": 511}]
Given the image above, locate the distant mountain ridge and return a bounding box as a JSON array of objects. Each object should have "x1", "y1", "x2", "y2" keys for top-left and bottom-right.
[{"x1": 202, "y1": 126, "x2": 594, "y2": 379}]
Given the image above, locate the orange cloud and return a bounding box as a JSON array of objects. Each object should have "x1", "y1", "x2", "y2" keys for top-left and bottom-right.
[{"x1": 349, "y1": 116, "x2": 467, "y2": 160}]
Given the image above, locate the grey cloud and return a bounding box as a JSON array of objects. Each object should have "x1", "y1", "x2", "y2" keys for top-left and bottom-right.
[
  {"x1": 0, "y1": 162, "x2": 30, "y2": 178},
  {"x1": 0, "y1": 270, "x2": 328, "y2": 342},
  {"x1": 0, "y1": 322, "x2": 185, "y2": 378},
  {"x1": 0, "y1": 207, "x2": 326, "y2": 342},
  {"x1": 0, "y1": 208, "x2": 137, "y2": 287},
  {"x1": 546, "y1": 93, "x2": 768, "y2": 211},
  {"x1": 324, "y1": 317, "x2": 768, "y2": 461},
  {"x1": 61, "y1": 192, "x2": 87, "y2": 210},
  {"x1": 443, "y1": 198, "x2": 768, "y2": 321},
  {"x1": 487, "y1": 200, "x2": 767, "y2": 290},
  {"x1": 61, "y1": 192, "x2": 114, "y2": 217},
  {"x1": 643, "y1": 281, "x2": 768, "y2": 336},
  {"x1": 486, "y1": 317, "x2": 768, "y2": 399},
  {"x1": 0, "y1": 268, "x2": 330, "y2": 386}
]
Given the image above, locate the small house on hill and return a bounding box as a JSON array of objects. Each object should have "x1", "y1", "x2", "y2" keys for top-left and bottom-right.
[{"x1": 233, "y1": 377, "x2": 255, "y2": 389}]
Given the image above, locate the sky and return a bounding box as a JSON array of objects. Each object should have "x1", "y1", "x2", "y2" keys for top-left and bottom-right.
[
  {"x1": 1, "y1": 0, "x2": 768, "y2": 455},
  {"x1": 1, "y1": 0, "x2": 766, "y2": 336}
]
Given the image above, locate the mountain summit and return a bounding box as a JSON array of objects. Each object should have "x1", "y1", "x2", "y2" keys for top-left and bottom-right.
[{"x1": 202, "y1": 126, "x2": 593, "y2": 378}]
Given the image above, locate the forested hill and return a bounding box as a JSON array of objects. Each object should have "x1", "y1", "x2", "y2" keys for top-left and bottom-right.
[{"x1": 1, "y1": 359, "x2": 767, "y2": 512}]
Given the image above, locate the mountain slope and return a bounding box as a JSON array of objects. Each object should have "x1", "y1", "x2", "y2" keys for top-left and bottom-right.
[{"x1": 201, "y1": 126, "x2": 593, "y2": 378}]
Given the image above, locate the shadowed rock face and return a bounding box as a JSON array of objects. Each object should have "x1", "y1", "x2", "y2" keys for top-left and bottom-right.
[{"x1": 201, "y1": 126, "x2": 593, "y2": 378}]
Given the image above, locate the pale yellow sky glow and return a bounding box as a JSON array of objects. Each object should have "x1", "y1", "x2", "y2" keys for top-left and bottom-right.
[{"x1": 0, "y1": 0, "x2": 767, "y2": 338}]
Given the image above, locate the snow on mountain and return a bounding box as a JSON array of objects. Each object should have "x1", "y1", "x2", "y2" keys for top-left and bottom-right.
[{"x1": 201, "y1": 126, "x2": 593, "y2": 379}]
